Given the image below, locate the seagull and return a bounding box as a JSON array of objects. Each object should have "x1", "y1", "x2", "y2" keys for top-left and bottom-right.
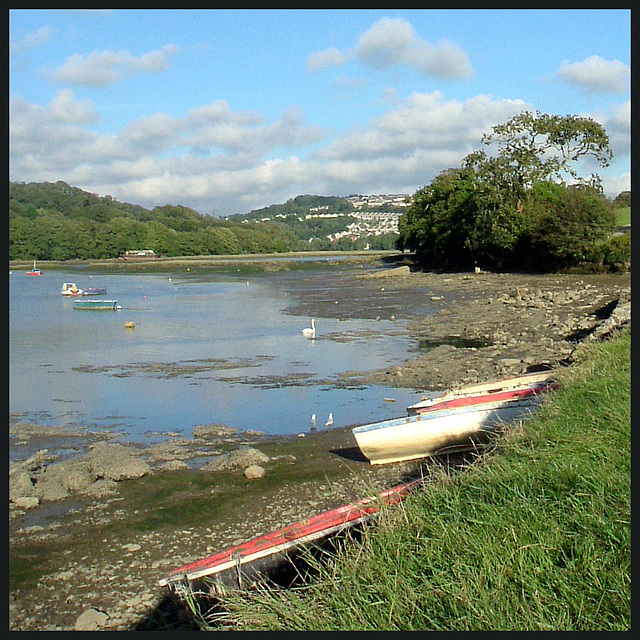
[
  {"x1": 302, "y1": 318, "x2": 316, "y2": 339},
  {"x1": 325, "y1": 412, "x2": 334, "y2": 427},
  {"x1": 310, "y1": 413, "x2": 316, "y2": 429}
]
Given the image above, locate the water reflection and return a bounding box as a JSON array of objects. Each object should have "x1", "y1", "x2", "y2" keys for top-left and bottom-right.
[{"x1": 10, "y1": 267, "x2": 424, "y2": 446}]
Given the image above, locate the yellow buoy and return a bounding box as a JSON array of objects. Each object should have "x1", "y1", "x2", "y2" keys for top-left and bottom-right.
[{"x1": 124, "y1": 321, "x2": 136, "y2": 329}]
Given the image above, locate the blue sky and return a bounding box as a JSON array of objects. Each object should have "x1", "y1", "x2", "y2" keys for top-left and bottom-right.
[{"x1": 9, "y1": 9, "x2": 630, "y2": 216}]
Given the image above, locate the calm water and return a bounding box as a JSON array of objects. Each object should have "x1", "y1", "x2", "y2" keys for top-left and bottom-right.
[{"x1": 10, "y1": 266, "x2": 425, "y2": 449}]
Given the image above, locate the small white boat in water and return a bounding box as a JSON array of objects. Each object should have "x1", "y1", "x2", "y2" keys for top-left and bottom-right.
[
  {"x1": 62, "y1": 282, "x2": 108, "y2": 296},
  {"x1": 61, "y1": 282, "x2": 82, "y2": 296}
]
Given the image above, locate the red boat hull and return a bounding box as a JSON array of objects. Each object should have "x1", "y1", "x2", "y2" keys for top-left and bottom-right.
[
  {"x1": 413, "y1": 383, "x2": 555, "y2": 415},
  {"x1": 159, "y1": 479, "x2": 422, "y2": 591}
]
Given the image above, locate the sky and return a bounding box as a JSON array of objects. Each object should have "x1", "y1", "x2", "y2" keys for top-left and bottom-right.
[{"x1": 9, "y1": 9, "x2": 631, "y2": 217}]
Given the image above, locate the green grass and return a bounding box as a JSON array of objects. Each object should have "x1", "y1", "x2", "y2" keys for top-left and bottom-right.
[
  {"x1": 615, "y1": 206, "x2": 630, "y2": 227},
  {"x1": 208, "y1": 327, "x2": 630, "y2": 631}
]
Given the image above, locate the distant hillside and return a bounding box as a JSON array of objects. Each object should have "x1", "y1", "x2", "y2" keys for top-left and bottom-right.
[
  {"x1": 9, "y1": 182, "x2": 404, "y2": 261},
  {"x1": 230, "y1": 193, "x2": 407, "y2": 250}
]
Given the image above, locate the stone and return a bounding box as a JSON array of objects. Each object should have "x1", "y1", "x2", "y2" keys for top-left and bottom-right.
[
  {"x1": 192, "y1": 423, "x2": 238, "y2": 438},
  {"x1": 9, "y1": 471, "x2": 35, "y2": 501},
  {"x1": 160, "y1": 460, "x2": 189, "y2": 471},
  {"x1": 243, "y1": 465, "x2": 266, "y2": 479},
  {"x1": 86, "y1": 442, "x2": 151, "y2": 481},
  {"x1": 75, "y1": 608, "x2": 109, "y2": 631},
  {"x1": 13, "y1": 496, "x2": 40, "y2": 509},
  {"x1": 202, "y1": 446, "x2": 269, "y2": 472}
]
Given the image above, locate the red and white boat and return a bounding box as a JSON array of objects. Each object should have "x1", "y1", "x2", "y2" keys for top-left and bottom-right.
[
  {"x1": 352, "y1": 372, "x2": 556, "y2": 466},
  {"x1": 26, "y1": 260, "x2": 41, "y2": 276},
  {"x1": 407, "y1": 371, "x2": 555, "y2": 415},
  {"x1": 158, "y1": 479, "x2": 422, "y2": 592}
]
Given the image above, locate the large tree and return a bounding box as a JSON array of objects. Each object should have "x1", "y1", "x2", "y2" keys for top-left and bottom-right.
[{"x1": 399, "y1": 111, "x2": 615, "y2": 270}]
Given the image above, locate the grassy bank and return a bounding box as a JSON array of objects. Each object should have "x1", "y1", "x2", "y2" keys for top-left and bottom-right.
[{"x1": 204, "y1": 327, "x2": 630, "y2": 631}]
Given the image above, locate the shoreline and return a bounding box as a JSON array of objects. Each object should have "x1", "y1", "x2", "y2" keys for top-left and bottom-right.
[{"x1": 9, "y1": 264, "x2": 630, "y2": 630}]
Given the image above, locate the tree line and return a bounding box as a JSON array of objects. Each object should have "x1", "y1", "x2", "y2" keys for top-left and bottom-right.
[
  {"x1": 9, "y1": 112, "x2": 630, "y2": 272},
  {"x1": 398, "y1": 111, "x2": 630, "y2": 272},
  {"x1": 8, "y1": 185, "x2": 357, "y2": 260},
  {"x1": 9, "y1": 184, "x2": 400, "y2": 260}
]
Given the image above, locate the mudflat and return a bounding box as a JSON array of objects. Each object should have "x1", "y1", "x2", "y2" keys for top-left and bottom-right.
[{"x1": 9, "y1": 264, "x2": 630, "y2": 631}]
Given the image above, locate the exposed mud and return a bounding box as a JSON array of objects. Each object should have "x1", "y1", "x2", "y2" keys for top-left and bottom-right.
[{"x1": 9, "y1": 263, "x2": 630, "y2": 630}]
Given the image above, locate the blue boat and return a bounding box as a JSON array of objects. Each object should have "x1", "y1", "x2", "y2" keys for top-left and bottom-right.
[
  {"x1": 73, "y1": 299, "x2": 121, "y2": 310},
  {"x1": 82, "y1": 287, "x2": 107, "y2": 296}
]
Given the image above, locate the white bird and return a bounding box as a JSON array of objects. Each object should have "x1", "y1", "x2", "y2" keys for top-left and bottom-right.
[
  {"x1": 310, "y1": 413, "x2": 316, "y2": 429},
  {"x1": 302, "y1": 318, "x2": 316, "y2": 339},
  {"x1": 325, "y1": 412, "x2": 334, "y2": 427}
]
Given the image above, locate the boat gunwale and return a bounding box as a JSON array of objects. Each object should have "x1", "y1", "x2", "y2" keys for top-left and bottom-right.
[
  {"x1": 352, "y1": 396, "x2": 543, "y2": 435},
  {"x1": 159, "y1": 479, "x2": 421, "y2": 587}
]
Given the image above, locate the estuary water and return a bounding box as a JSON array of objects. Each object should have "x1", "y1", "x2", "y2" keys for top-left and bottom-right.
[{"x1": 10, "y1": 265, "x2": 425, "y2": 448}]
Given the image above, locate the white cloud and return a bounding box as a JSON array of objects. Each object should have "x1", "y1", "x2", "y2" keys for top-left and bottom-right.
[
  {"x1": 48, "y1": 89, "x2": 98, "y2": 124},
  {"x1": 317, "y1": 92, "x2": 529, "y2": 161},
  {"x1": 9, "y1": 87, "x2": 629, "y2": 217},
  {"x1": 308, "y1": 47, "x2": 347, "y2": 71},
  {"x1": 10, "y1": 26, "x2": 56, "y2": 55},
  {"x1": 309, "y1": 17, "x2": 473, "y2": 80},
  {"x1": 600, "y1": 172, "x2": 630, "y2": 199},
  {"x1": 49, "y1": 44, "x2": 180, "y2": 86},
  {"x1": 589, "y1": 100, "x2": 631, "y2": 166},
  {"x1": 556, "y1": 55, "x2": 630, "y2": 94}
]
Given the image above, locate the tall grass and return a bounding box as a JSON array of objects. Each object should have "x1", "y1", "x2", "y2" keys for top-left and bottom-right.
[{"x1": 197, "y1": 327, "x2": 631, "y2": 631}]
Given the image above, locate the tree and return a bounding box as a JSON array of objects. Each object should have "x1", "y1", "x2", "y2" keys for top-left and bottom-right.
[
  {"x1": 521, "y1": 182, "x2": 616, "y2": 270},
  {"x1": 399, "y1": 111, "x2": 615, "y2": 270},
  {"x1": 466, "y1": 111, "x2": 612, "y2": 188},
  {"x1": 398, "y1": 167, "x2": 479, "y2": 268},
  {"x1": 613, "y1": 191, "x2": 631, "y2": 208}
]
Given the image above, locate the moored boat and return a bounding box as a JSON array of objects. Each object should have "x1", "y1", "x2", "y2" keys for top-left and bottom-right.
[
  {"x1": 407, "y1": 371, "x2": 555, "y2": 415},
  {"x1": 62, "y1": 282, "x2": 108, "y2": 296},
  {"x1": 73, "y1": 299, "x2": 120, "y2": 310},
  {"x1": 82, "y1": 287, "x2": 107, "y2": 296},
  {"x1": 61, "y1": 282, "x2": 82, "y2": 296},
  {"x1": 26, "y1": 260, "x2": 41, "y2": 276},
  {"x1": 353, "y1": 395, "x2": 545, "y2": 466},
  {"x1": 158, "y1": 478, "x2": 422, "y2": 592}
]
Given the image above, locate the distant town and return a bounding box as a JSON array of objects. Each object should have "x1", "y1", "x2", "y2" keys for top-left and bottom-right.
[{"x1": 235, "y1": 193, "x2": 412, "y2": 245}]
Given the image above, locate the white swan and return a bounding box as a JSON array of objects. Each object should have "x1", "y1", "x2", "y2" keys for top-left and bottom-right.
[
  {"x1": 302, "y1": 318, "x2": 316, "y2": 339},
  {"x1": 325, "y1": 412, "x2": 334, "y2": 427},
  {"x1": 310, "y1": 413, "x2": 316, "y2": 429}
]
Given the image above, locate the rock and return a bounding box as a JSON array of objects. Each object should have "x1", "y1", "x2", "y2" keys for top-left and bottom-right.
[
  {"x1": 33, "y1": 467, "x2": 70, "y2": 502},
  {"x1": 60, "y1": 461, "x2": 94, "y2": 492},
  {"x1": 192, "y1": 424, "x2": 238, "y2": 439},
  {"x1": 202, "y1": 446, "x2": 270, "y2": 472},
  {"x1": 146, "y1": 438, "x2": 195, "y2": 462},
  {"x1": 499, "y1": 358, "x2": 522, "y2": 368},
  {"x1": 12, "y1": 496, "x2": 39, "y2": 509},
  {"x1": 364, "y1": 265, "x2": 411, "y2": 279},
  {"x1": 81, "y1": 478, "x2": 118, "y2": 498},
  {"x1": 588, "y1": 300, "x2": 631, "y2": 342},
  {"x1": 243, "y1": 465, "x2": 266, "y2": 479},
  {"x1": 10, "y1": 450, "x2": 48, "y2": 474},
  {"x1": 86, "y1": 442, "x2": 151, "y2": 481},
  {"x1": 9, "y1": 471, "x2": 35, "y2": 501},
  {"x1": 75, "y1": 608, "x2": 109, "y2": 631},
  {"x1": 160, "y1": 460, "x2": 189, "y2": 471}
]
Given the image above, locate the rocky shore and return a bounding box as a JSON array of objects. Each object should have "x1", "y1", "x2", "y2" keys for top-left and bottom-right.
[{"x1": 9, "y1": 266, "x2": 631, "y2": 631}]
